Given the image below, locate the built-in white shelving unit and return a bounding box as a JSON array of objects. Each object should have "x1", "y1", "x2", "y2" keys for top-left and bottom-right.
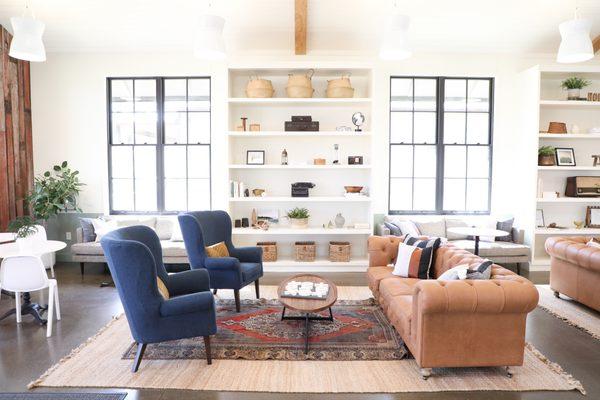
[
  {"x1": 528, "y1": 66, "x2": 600, "y2": 269},
  {"x1": 227, "y1": 65, "x2": 373, "y2": 272}
]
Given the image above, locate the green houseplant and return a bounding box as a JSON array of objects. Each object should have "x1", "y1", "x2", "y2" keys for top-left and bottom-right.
[
  {"x1": 8, "y1": 216, "x2": 39, "y2": 251},
  {"x1": 538, "y1": 146, "x2": 556, "y2": 166},
  {"x1": 286, "y1": 207, "x2": 310, "y2": 229},
  {"x1": 561, "y1": 77, "x2": 591, "y2": 100}
]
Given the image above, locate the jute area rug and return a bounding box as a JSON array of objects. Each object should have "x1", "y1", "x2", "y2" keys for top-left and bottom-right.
[
  {"x1": 537, "y1": 284, "x2": 600, "y2": 340},
  {"x1": 30, "y1": 285, "x2": 585, "y2": 394}
]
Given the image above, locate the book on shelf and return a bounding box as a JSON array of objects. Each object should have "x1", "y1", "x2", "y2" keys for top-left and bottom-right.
[{"x1": 229, "y1": 181, "x2": 247, "y2": 198}]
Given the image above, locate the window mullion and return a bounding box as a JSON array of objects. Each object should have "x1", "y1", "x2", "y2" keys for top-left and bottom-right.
[
  {"x1": 436, "y1": 77, "x2": 445, "y2": 214},
  {"x1": 156, "y1": 78, "x2": 166, "y2": 213}
]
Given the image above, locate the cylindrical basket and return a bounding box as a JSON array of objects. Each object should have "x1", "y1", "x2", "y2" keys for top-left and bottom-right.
[
  {"x1": 329, "y1": 241, "x2": 351, "y2": 262},
  {"x1": 257, "y1": 241, "x2": 277, "y2": 262},
  {"x1": 294, "y1": 241, "x2": 316, "y2": 262},
  {"x1": 246, "y1": 77, "x2": 274, "y2": 98},
  {"x1": 547, "y1": 122, "x2": 567, "y2": 134},
  {"x1": 286, "y1": 85, "x2": 314, "y2": 98}
]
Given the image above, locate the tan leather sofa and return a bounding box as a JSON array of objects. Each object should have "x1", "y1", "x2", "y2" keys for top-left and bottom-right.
[
  {"x1": 545, "y1": 236, "x2": 600, "y2": 312},
  {"x1": 368, "y1": 235, "x2": 538, "y2": 379}
]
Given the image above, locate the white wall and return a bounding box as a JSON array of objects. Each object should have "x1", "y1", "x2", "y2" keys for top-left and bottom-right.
[{"x1": 29, "y1": 51, "x2": 553, "y2": 222}]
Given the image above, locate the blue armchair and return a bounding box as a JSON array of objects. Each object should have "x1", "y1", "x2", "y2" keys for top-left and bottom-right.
[
  {"x1": 178, "y1": 210, "x2": 263, "y2": 312},
  {"x1": 100, "y1": 225, "x2": 217, "y2": 372}
]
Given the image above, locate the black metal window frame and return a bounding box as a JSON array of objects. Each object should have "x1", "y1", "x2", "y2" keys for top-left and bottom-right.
[
  {"x1": 388, "y1": 76, "x2": 494, "y2": 215},
  {"x1": 107, "y1": 76, "x2": 212, "y2": 215}
]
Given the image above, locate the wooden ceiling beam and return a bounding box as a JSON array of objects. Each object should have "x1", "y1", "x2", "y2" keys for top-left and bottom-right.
[
  {"x1": 295, "y1": 0, "x2": 307, "y2": 55},
  {"x1": 594, "y1": 35, "x2": 600, "y2": 54}
]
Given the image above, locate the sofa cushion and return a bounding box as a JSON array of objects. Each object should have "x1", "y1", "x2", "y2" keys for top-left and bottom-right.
[
  {"x1": 387, "y1": 295, "x2": 413, "y2": 340},
  {"x1": 160, "y1": 241, "x2": 189, "y2": 257},
  {"x1": 379, "y1": 277, "x2": 419, "y2": 312},
  {"x1": 445, "y1": 219, "x2": 469, "y2": 240},
  {"x1": 71, "y1": 242, "x2": 104, "y2": 255},
  {"x1": 450, "y1": 240, "x2": 530, "y2": 257},
  {"x1": 496, "y1": 218, "x2": 514, "y2": 242},
  {"x1": 79, "y1": 218, "x2": 97, "y2": 242},
  {"x1": 366, "y1": 266, "x2": 395, "y2": 294},
  {"x1": 155, "y1": 218, "x2": 174, "y2": 240},
  {"x1": 414, "y1": 220, "x2": 446, "y2": 238}
]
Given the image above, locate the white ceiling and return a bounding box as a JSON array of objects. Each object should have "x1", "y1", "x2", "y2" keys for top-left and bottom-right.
[{"x1": 0, "y1": 0, "x2": 599, "y2": 55}]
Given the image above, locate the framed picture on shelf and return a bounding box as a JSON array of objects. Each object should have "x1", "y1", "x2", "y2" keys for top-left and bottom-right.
[
  {"x1": 586, "y1": 206, "x2": 600, "y2": 228},
  {"x1": 555, "y1": 148, "x2": 576, "y2": 166},
  {"x1": 246, "y1": 150, "x2": 265, "y2": 165},
  {"x1": 536, "y1": 209, "x2": 545, "y2": 228}
]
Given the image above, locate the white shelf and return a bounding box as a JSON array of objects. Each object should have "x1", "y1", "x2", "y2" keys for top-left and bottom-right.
[
  {"x1": 538, "y1": 133, "x2": 600, "y2": 139},
  {"x1": 263, "y1": 258, "x2": 368, "y2": 273},
  {"x1": 229, "y1": 196, "x2": 371, "y2": 203},
  {"x1": 537, "y1": 197, "x2": 600, "y2": 203},
  {"x1": 540, "y1": 100, "x2": 600, "y2": 108},
  {"x1": 538, "y1": 166, "x2": 600, "y2": 171},
  {"x1": 232, "y1": 227, "x2": 372, "y2": 235},
  {"x1": 228, "y1": 97, "x2": 372, "y2": 105},
  {"x1": 227, "y1": 131, "x2": 371, "y2": 138},
  {"x1": 535, "y1": 228, "x2": 600, "y2": 235},
  {"x1": 229, "y1": 164, "x2": 371, "y2": 170}
]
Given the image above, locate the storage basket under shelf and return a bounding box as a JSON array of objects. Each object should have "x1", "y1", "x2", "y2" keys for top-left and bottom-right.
[
  {"x1": 257, "y1": 242, "x2": 277, "y2": 262},
  {"x1": 294, "y1": 241, "x2": 316, "y2": 262},
  {"x1": 329, "y1": 241, "x2": 351, "y2": 262}
]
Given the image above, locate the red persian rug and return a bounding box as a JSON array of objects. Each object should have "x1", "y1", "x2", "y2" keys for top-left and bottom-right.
[{"x1": 123, "y1": 299, "x2": 407, "y2": 361}]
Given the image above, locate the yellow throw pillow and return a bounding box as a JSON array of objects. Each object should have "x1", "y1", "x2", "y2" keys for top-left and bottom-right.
[
  {"x1": 205, "y1": 241, "x2": 230, "y2": 258},
  {"x1": 157, "y1": 277, "x2": 170, "y2": 299}
]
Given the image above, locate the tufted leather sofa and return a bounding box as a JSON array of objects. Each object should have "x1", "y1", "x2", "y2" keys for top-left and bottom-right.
[
  {"x1": 545, "y1": 236, "x2": 600, "y2": 311},
  {"x1": 367, "y1": 235, "x2": 538, "y2": 378}
]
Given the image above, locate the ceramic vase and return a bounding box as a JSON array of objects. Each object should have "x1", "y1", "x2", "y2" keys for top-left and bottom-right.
[{"x1": 334, "y1": 213, "x2": 345, "y2": 228}]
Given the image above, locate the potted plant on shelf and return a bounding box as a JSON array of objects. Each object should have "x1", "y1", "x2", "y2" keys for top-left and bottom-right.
[
  {"x1": 8, "y1": 216, "x2": 39, "y2": 252},
  {"x1": 286, "y1": 207, "x2": 310, "y2": 229},
  {"x1": 538, "y1": 146, "x2": 556, "y2": 166},
  {"x1": 561, "y1": 77, "x2": 591, "y2": 100}
]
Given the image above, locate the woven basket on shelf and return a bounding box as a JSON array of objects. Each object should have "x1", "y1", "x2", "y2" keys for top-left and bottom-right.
[
  {"x1": 246, "y1": 77, "x2": 274, "y2": 98},
  {"x1": 257, "y1": 241, "x2": 277, "y2": 262},
  {"x1": 329, "y1": 241, "x2": 351, "y2": 262},
  {"x1": 294, "y1": 241, "x2": 316, "y2": 262},
  {"x1": 326, "y1": 86, "x2": 354, "y2": 98},
  {"x1": 286, "y1": 85, "x2": 314, "y2": 98},
  {"x1": 547, "y1": 122, "x2": 567, "y2": 134}
]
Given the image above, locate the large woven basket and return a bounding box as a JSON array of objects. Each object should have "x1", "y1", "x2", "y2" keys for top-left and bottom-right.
[
  {"x1": 329, "y1": 241, "x2": 351, "y2": 262},
  {"x1": 286, "y1": 85, "x2": 314, "y2": 98},
  {"x1": 326, "y1": 86, "x2": 354, "y2": 98},
  {"x1": 294, "y1": 241, "x2": 316, "y2": 262},
  {"x1": 257, "y1": 241, "x2": 277, "y2": 262},
  {"x1": 327, "y1": 76, "x2": 352, "y2": 89},
  {"x1": 287, "y1": 70, "x2": 314, "y2": 88},
  {"x1": 246, "y1": 78, "x2": 274, "y2": 98}
]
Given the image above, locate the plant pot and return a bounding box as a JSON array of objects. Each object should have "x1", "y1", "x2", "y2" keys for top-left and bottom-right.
[
  {"x1": 290, "y1": 218, "x2": 309, "y2": 229},
  {"x1": 567, "y1": 88, "x2": 581, "y2": 100},
  {"x1": 16, "y1": 236, "x2": 36, "y2": 253},
  {"x1": 538, "y1": 154, "x2": 555, "y2": 166}
]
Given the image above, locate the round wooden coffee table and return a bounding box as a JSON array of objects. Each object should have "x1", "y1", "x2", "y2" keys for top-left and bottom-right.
[{"x1": 277, "y1": 274, "x2": 338, "y2": 354}]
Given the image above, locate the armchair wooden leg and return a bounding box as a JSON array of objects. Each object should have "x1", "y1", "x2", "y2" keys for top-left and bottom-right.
[
  {"x1": 255, "y1": 279, "x2": 260, "y2": 299},
  {"x1": 203, "y1": 335, "x2": 212, "y2": 365},
  {"x1": 80, "y1": 262, "x2": 84, "y2": 276},
  {"x1": 234, "y1": 289, "x2": 241, "y2": 312},
  {"x1": 132, "y1": 342, "x2": 147, "y2": 372}
]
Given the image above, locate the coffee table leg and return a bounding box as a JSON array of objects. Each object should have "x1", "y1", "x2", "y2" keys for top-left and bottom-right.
[
  {"x1": 281, "y1": 307, "x2": 286, "y2": 320},
  {"x1": 328, "y1": 307, "x2": 333, "y2": 321},
  {"x1": 304, "y1": 313, "x2": 310, "y2": 354},
  {"x1": 474, "y1": 235, "x2": 480, "y2": 256}
]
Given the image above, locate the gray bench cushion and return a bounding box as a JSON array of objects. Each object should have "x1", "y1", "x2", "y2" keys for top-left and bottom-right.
[
  {"x1": 72, "y1": 240, "x2": 188, "y2": 257},
  {"x1": 450, "y1": 240, "x2": 530, "y2": 257}
]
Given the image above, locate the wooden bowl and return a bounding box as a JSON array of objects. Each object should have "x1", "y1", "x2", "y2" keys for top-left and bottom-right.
[{"x1": 344, "y1": 186, "x2": 363, "y2": 193}]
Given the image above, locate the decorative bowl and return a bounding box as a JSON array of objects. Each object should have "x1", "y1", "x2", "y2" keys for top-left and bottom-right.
[{"x1": 344, "y1": 186, "x2": 363, "y2": 193}]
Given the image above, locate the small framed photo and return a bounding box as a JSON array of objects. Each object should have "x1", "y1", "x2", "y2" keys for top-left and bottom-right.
[
  {"x1": 555, "y1": 148, "x2": 576, "y2": 166},
  {"x1": 586, "y1": 206, "x2": 600, "y2": 228},
  {"x1": 536, "y1": 209, "x2": 545, "y2": 227},
  {"x1": 246, "y1": 150, "x2": 265, "y2": 165}
]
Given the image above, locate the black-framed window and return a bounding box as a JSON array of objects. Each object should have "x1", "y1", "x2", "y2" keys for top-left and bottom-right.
[
  {"x1": 108, "y1": 77, "x2": 211, "y2": 214},
  {"x1": 389, "y1": 76, "x2": 493, "y2": 214}
]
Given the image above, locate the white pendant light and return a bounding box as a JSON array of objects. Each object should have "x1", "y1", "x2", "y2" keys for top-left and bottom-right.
[
  {"x1": 9, "y1": 1, "x2": 46, "y2": 62},
  {"x1": 194, "y1": 14, "x2": 226, "y2": 60},
  {"x1": 557, "y1": 8, "x2": 593, "y2": 64},
  {"x1": 379, "y1": 11, "x2": 412, "y2": 61}
]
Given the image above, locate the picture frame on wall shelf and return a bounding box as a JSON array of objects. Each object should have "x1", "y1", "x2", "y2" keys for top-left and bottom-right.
[
  {"x1": 586, "y1": 206, "x2": 600, "y2": 228},
  {"x1": 555, "y1": 148, "x2": 576, "y2": 166},
  {"x1": 246, "y1": 150, "x2": 265, "y2": 165},
  {"x1": 536, "y1": 209, "x2": 545, "y2": 228}
]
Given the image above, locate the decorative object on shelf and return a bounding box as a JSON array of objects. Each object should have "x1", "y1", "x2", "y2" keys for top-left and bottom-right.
[
  {"x1": 252, "y1": 188, "x2": 266, "y2": 197},
  {"x1": 333, "y1": 144, "x2": 340, "y2": 164},
  {"x1": 586, "y1": 206, "x2": 600, "y2": 228},
  {"x1": 593, "y1": 155, "x2": 600, "y2": 166},
  {"x1": 326, "y1": 76, "x2": 354, "y2": 98},
  {"x1": 249, "y1": 123, "x2": 261, "y2": 132},
  {"x1": 244, "y1": 188, "x2": 250, "y2": 197},
  {"x1": 547, "y1": 122, "x2": 567, "y2": 134},
  {"x1": 281, "y1": 149, "x2": 288, "y2": 165},
  {"x1": 230, "y1": 181, "x2": 249, "y2": 197},
  {"x1": 234, "y1": 219, "x2": 242, "y2": 228},
  {"x1": 344, "y1": 185, "x2": 363, "y2": 194},
  {"x1": 566, "y1": 176, "x2": 600, "y2": 197},
  {"x1": 336, "y1": 126, "x2": 352, "y2": 132},
  {"x1": 560, "y1": 77, "x2": 591, "y2": 100},
  {"x1": 246, "y1": 150, "x2": 265, "y2": 165},
  {"x1": 286, "y1": 207, "x2": 310, "y2": 229},
  {"x1": 325, "y1": 221, "x2": 334, "y2": 229},
  {"x1": 235, "y1": 125, "x2": 244, "y2": 131},
  {"x1": 542, "y1": 191, "x2": 559, "y2": 199},
  {"x1": 538, "y1": 146, "x2": 556, "y2": 166},
  {"x1": 246, "y1": 77, "x2": 274, "y2": 98},
  {"x1": 257, "y1": 242, "x2": 277, "y2": 262},
  {"x1": 590, "y1": 127, "x2": 600, "y2": 134},
  {"x1": 574, "y1": 220, "x2": 585, "y2": 229},
  {"x1": 241, "y1": 218, "x2": 250, "y2": 228},
  {"x1": 286, "y1": 85, "x2": 314, "y2": 98},
  {"x1": 352, "y1": 112, "x2": 365, "y2": 132},
  {"x1": 334, "y1": 213, "x2": 346, "y2": 228},
  {"x1": 286, "y1": 70, "x2": 314, "y2": 98},
  {"x1": 285, "y1": 115, "x2": 319, "y2": 131},
  {"x1": 257, "y1": 208, "x2": 279, "y2": 223},
  {"x1": 254, "y1": 220, "x2": 270, "y2": 230},
  {"x1": 587, "y1": 93, "x2": 600, "y2": 102},
  {"x1": 571, "y1": 124, "x2": 581, "y2": 134},
  {"x1": 329, "y1": 241, "x2": 351, "y2": 262},
  {"x1": 313, "y1": 158, "x2": 326, "y2": 165},
  {"x1": 241, "y1": 117, "x2": 248, "y2": 131},
  {"x1": 547, "y1": 222, "x2": 566, "y2": 229},
  {"x1": 348, "y1": 156, "x2": 363, "y2": 165},
  {"x1": 251, "y1": 208, "x2": 258, "y2": 227},
  {"x1": 294, "y1": 241, "x2": 316, "y2": 262},
  {"x1": 291, "y1": 182, "x2": 315, "y2": 197},
  {"x1": 536, "y1": 209, "x2": 545, "y2": 227},
  {"x1": 555, "y1": 147, "x2": 576, "y2": 166}
]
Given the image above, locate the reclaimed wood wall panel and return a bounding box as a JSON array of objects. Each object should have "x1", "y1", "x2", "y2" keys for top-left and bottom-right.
[{"x1": 0, "y1": 26, "x2": 33, "y2": 231}]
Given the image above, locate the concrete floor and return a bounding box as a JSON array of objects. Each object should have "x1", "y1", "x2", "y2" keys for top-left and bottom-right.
[{"x1": 0, "y1": 263, "x2": 598, "y2": 399}]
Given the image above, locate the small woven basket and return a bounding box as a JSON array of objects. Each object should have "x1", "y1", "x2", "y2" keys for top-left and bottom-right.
[
  {"x1": 329, "y1": 241, "x2": 351, "y2": 262},
  {"x1": 294, "y1": 241, "x2": 316, "y2": 262},
  {"x1": 257, "y1": 241, "x2": 277, "y2": 262},
  {"x1": 547, "y1": 122, "x2": 567, "y2": 134}
]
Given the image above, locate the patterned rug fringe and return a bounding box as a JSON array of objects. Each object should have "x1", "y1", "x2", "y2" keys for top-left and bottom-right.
[
  {"x1": 537, "y1": 303, "x2": 600, "y2": 341},
  {"x1": 525, "y1": 343, "x2": 586, "y2": 395}
]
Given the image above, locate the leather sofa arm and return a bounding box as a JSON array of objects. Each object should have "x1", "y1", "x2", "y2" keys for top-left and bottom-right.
[
  {"x1": 545, "y1": 236, "x2": 600, "y2": 272},
  {"x1": 413, "y1": 279, "x2": 539, "y2": 315},
  {"x1": 368, "y1": 235, "x2": 403, "y2": 267}
]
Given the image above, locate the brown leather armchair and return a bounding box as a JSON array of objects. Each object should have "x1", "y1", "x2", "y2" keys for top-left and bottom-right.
[{"x1": 545, "y1": 236, "x2": 600, "y2": 311}]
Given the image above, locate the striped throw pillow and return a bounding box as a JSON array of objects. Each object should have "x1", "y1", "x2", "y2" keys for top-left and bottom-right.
[
  {"x1": 403, "y1": 234, "x2": 442, "y2": 279},
  {"x1": 392, "y1": 243, "x2": 426, "y2": 278}
]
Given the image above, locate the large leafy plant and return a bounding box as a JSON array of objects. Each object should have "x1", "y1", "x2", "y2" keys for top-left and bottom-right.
[
  {"x1": 8, "y1": 216, "x2": 38, "y2": 238},
  {"x1": 287, "y1": 207, "x2": 310, "y2": 219},
  {"x1": 561, "y1": 77, "x2": 591, "y2": 90}
]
